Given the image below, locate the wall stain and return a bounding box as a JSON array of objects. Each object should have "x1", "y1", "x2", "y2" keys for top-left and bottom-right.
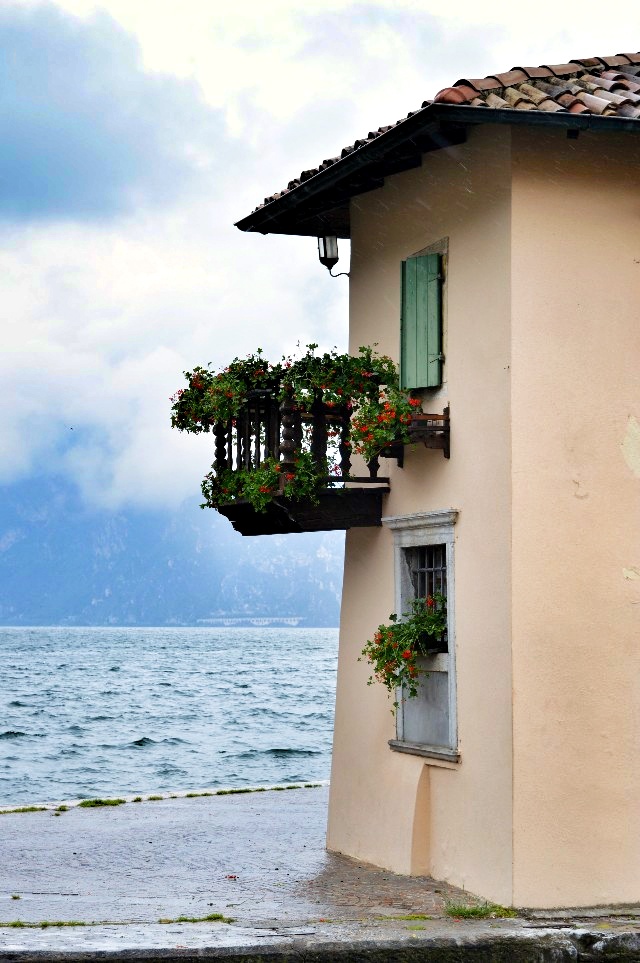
[
  {"x1": 572, "y1": 480, "x2": 589, "y2": 500},
  {"x1": 622, "y1": 568, "x2": 640, "y2": 580},
  {"x1": 621, "y1": 415, "x2": 640, "y2": 477}
]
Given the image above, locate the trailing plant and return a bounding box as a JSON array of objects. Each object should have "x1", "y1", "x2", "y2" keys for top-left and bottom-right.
[
  {"x1": 201, "y1": 452, "x2": 326, "y2": 512},
  {"x1": 350, "y1": 389, "x2": 422, "y2": 464},
  {"x1": 170, "y1": 345, "x2": 405, "y2": 436},
  {"x1": 170, "y1": 349, "x2": 282, "y2": 431},
  {"x1": 170, "y1": 343, "x2": 424, "y2": 511},
  {"x1": 360, "y1": 594, "x2": 447, "y2": 708}
]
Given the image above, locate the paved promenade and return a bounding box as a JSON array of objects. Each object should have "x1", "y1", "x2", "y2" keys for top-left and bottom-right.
[{"x1": 1, "y1": 785, "x2": 639, "y2": 961}]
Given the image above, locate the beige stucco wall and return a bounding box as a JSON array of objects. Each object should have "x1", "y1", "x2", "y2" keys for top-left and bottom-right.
[
  {"x1": 328, "y1": 125, "x2": 515, "y2": 903},
  {"x1": 329, "y1": 121, "x2": 640, "y2": 908},
  {"x1": 509, "y1": 127, "x2": 640, "y2": 906}
]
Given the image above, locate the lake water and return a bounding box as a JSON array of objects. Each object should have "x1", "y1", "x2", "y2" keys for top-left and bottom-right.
[{"x1": 0, "y1": 626, "x2": 338, "y2": 806}]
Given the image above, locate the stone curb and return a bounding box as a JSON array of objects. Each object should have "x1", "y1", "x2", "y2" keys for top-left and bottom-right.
[{"x1": 2, "y1": 928, "x2": 640, "y2": 963}]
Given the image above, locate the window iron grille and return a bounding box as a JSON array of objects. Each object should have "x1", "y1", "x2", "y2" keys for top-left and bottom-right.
[{"x1": 412, "y1": 544, "x2": 447, "y2": 600}]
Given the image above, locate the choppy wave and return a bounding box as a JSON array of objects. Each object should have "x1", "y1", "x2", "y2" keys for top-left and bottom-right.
[{"x1": 0, "y1": 626, "x2": 337, "y2": 805}]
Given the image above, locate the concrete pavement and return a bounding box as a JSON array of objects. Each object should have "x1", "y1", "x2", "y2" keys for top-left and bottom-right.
[{"x1": 1, "y1": 785, "x2": 639, "y2": 961}]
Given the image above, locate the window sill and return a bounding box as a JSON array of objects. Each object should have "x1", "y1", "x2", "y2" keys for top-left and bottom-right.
[{"x1": 388, "y1": 740, "x2": 460, "y2": 764}]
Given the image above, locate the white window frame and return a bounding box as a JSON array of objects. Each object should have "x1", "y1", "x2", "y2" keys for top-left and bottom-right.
[{"x1": 383, "y1": 509, "x2": 459, "y2": 762}]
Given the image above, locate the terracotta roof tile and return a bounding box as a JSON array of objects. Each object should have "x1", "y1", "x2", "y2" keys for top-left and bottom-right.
[
  {"x1": 601, "y1": 71, "x2": 640, "y2": 92},
  {"x1": 485, "y1": 92, "x2": 511, "y2": 108},
  {"x1": 486, "y1": 69, "x2": 529, "y2": 87},
  {"x1": 434, "y1": 85, "x2": 478, "y2": 104},
  {"x1": 503, "y1": 87, "x2": 536, "y2": 109},
  {"x1": 249, "y1": 52, "x2": 640, "y2": 217},
  {"x1": 510, "y1": 65, "x2": 555, "y2": 80},
  {"x1": 571, "y1": 57, "x2": 605, "y2": 69},
  {"x1": 599, "y1": 55, "x2": 633, "y2": 67},
  {"x1": 576, "y1": 91, "x2": 617, "y2": 114},
  {"x1": 452, "y1": 76, "x2": 501, "y2": 92},
  {"x1": 540, "y1": 62, "x2": 584, "y2": 76},
  {"x1": 618, "y1": 103, "x2": 640, "y2": 118}
]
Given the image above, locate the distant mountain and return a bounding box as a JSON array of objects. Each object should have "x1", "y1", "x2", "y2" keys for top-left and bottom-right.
[{"x1": 0, "y1": 477, "x2": 344, "y2": 626}]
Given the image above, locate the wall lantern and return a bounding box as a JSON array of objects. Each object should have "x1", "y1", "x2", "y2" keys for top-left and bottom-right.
[
  {"x1": 317, "y1": 236, "x2": 349, "y2": 277},
  {"x1": 318, "y1": 235, "x2": 339, "y2": 271}
]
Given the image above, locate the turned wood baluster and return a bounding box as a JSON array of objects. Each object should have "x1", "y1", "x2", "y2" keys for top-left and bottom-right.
[
  {"x1": 236, "y1": 408, "x2": 245, "y2": 471},
  {"x1": 226, "y1": 418, "x2": 233, "y2": 467},
  {"x1": 279, "y1": 391, "x2": 296, "y2": 478},
  {"x1": 338, "y1": 404, "x2": 351, "y2": 479},
  {"x1": 268, "y1": 393, "x2": 280, "y2": 461},
  {"x1": 214, "y1": 421, "x2": 228, "y2": 472},
  {"x1": 367, "y1": 454, "x2": 380, "y2": 479},
  {"x1": 252, "y1": 396, "x2": 261, "y2": 467},
  {"x1": 292, "y1": 404, "x2": 303, "y2": 453},
  {"x1": 310, "y1": 391, "x2": 328, "y2": 471}
]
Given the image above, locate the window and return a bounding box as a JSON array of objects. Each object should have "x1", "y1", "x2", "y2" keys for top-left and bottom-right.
[
  {"x1": 383, "y1": 510, "x2": 459, "y2": 762},
  {"x1": 400, "y1": 251, "x2": 443, "y2": 390},
  {"x1": 409, "y1": 545, "x2": 448, "y2": 653}
]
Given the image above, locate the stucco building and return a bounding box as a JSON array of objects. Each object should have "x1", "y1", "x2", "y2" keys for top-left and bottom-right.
[{"x1": 235, "y1": 53, "x2": 640, "y2": 908}]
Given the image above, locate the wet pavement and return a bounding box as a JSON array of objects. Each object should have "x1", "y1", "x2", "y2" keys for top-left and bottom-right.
[{"x1": 1, "y1": 785, "x2": 639, "y2": 961}]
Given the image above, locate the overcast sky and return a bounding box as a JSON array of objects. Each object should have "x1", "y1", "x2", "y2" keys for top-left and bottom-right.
[{"x1": 3, "y1": 0, "x2": 639, "y2": 511}]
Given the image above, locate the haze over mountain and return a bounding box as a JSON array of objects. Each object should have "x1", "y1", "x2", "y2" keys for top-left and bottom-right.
[{"x1": 0, "y1": 478, "x2": 343, "y2": 627}]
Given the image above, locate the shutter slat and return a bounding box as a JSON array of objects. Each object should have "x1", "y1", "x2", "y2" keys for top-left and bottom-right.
[
  {"x1": 425, "y1": 253, "x2": 442, "y2": 388},
  {"x1": 401, "y1": 258, "x2": 418, "y2": 389}
]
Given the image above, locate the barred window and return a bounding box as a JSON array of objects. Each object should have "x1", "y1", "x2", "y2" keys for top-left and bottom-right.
[
  {"x1": 412, "y1": 544, "x2": 447, "y2": 600},
  {"x1": 384, "y1": 510, "x2": 458, "y2": 759}
]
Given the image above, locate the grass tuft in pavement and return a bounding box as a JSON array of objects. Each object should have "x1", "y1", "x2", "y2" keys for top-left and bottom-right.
[
  {"x1": 445, "y1": 902, "x2": 518, "y2": 919},
  {"x1": 0, "y1": 921, "x2": 88, "y2": 929},
  {"x1": 158, "y1": 913, "x2": 234, "y2": 924},
  {"x1": 0, "y1": 806, "x2": 47, "y2": 815}
]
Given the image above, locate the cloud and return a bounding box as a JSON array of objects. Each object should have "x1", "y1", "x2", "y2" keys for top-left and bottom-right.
[
  {"x1": 0, "y1": 206, "x2": 349, "y2": 509},
  {"x1": 0, "y1": 2, "x2": 220, "y2": 222}
]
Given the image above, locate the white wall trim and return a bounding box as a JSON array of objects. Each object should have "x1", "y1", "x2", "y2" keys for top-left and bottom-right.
[{"x1": 383, "y1": 509, "x2": 459, "y2": 755}]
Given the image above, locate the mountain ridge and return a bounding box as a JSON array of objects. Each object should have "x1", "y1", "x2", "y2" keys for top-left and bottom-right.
[{"x1": 0, "y1": 477, "x2": 344, "y2": 627}]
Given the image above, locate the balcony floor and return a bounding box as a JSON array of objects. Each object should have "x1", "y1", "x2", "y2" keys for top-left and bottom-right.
[{"x1": 217, "y1": 487, "x2": 390, "y2": 536}]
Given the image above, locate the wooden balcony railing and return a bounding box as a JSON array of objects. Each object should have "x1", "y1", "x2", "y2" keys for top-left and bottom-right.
[{"x1": 211, "y1": 390, "x2": 449, "y2": 536}]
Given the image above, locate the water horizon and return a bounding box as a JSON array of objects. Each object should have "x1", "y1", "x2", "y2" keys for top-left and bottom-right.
[{"x1": 1, "y1": 625, "x2": 338, "y2": 807}]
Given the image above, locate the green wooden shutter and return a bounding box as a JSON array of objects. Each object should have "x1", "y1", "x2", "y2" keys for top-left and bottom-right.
[{"x1": 400, "y1": 253, "x2": 442, "y2": 390}]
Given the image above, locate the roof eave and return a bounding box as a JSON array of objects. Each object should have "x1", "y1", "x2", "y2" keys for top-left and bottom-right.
[{"x1": 235, "y1": 103, "x2": 640, "y2": 239}]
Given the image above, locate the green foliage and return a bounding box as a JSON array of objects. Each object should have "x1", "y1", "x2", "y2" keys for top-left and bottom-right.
[
  {"x1": 0, "y1": 806, "x2": 47, "y2": 815},
  {"x1": 170, "y1": 349, "x2": 281, "y2": 430},
  {"x1": 201, "y1": 451, "x2": 324, "y2": 513},
  {"x1": 158, "y1": 913, "x2": 234, "y2": 924},
  {"x1": 171, "y1": 344, "x2": 424, "y2": 513},
  {"x1": 351, "y1": 389, "x2": 422, "y2": 464},
  {"x1": 0, "y1": 921, "x2": 88, "y2": 928},
  {"x1": 77, "y1": 798, "x2": 126, "y2": 808},
  {"x1": 170, "y1": 345, "x2": 398, "y2": 434},
  {"x1": 444, "y1": 902, "x2": 518, "y2": 919},
  {"x1": 360, "y1": 595, "x2": 447, "y2": 706}
]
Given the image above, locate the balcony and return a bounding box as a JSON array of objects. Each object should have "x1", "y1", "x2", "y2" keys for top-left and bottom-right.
[
  {"x1": 210, "y1": 389, "x2": 390, "y2": 535},
  {"x1": 170, "y1": 347, "x2": 450, "y2": 536}
]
